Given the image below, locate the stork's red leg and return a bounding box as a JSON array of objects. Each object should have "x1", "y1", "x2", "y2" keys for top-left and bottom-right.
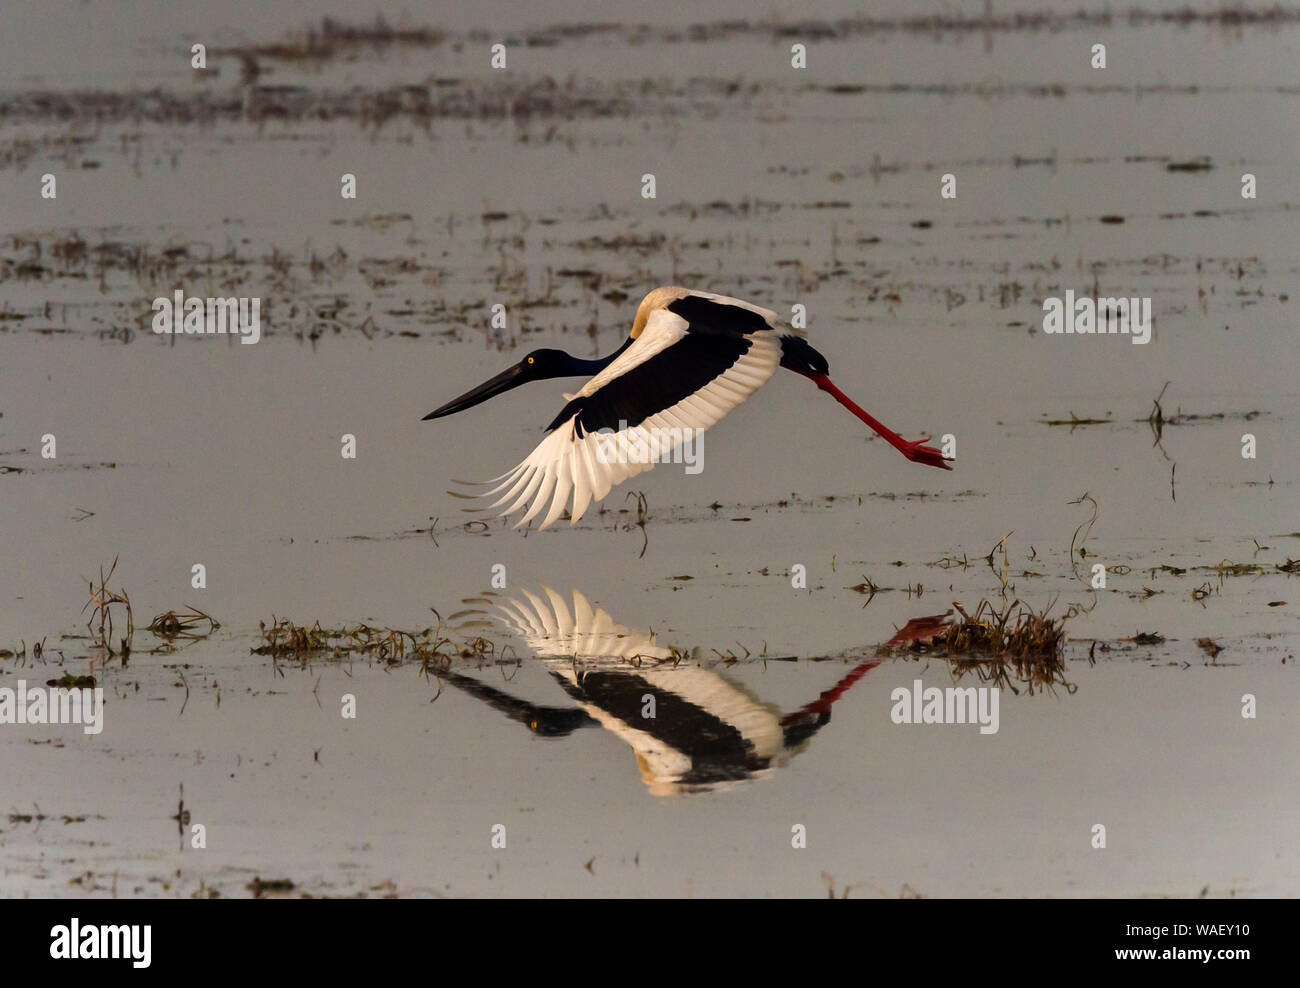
[
  {"x1": 779, "y1": 659, "x2": 881, "y2": 726},
  {"x1": 808, "y1": 373, "x2": 953, "y2": 470}
]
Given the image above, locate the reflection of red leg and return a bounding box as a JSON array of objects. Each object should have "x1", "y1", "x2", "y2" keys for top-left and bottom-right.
[
  {"x1": 809, "y1": 373, "x2": 953, "y2": 470},
  {"x1": 887, "y1": 613, "x2": 954, "y2": 646},
  {"x1": 780, "y1": 659, "x2": 881, "y2": 726}
]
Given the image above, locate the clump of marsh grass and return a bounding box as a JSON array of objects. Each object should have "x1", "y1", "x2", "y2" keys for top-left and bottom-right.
[
  {"x1": 940, "y1": 599, "x2": 1067, "y2": 660},
  {"x1": 253, "y1": 617, "x2": 500, "y2": 674},
  {"x1": 881, "y1": 598, "x2": 1073, "y2": 695},
  {"x1": 81, "y1": 556, "x2": 133, "y2": 657},
  {"x1": 147, "y1": 606, "x2": 220, "y2": 645},
  {"x1": 246, "y1": 876, "x2": 296, "y2": 898}
]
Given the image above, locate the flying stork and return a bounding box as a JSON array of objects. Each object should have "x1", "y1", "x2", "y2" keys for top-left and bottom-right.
[{"x1": 423, "y1": 286, "x2": 952, "y2": 529}]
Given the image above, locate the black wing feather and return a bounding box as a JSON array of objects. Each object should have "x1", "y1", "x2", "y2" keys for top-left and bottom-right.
[
  {"x1": 666, "y1": 295, "x2": 772, "y2": 335},
  {"x1": 546, "y1": 332, "x2": 751, "y2": 436}
]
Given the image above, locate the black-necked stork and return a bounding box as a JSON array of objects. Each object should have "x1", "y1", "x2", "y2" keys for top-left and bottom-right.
[
  {"x1": 423, "y1": 286, "x2": 952, "y2": 529},
  {"x1": 447, "y1": 586, "x2": 882, "y2": 795}
]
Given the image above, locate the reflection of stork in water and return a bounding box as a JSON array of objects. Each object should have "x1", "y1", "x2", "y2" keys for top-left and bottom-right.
[{"x1": 444, "y1": 587, "x2": 880, "y2": 796}]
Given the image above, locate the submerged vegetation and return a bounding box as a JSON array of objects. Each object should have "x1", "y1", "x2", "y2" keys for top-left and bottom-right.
[
  {"x1": 72, "y1": 559, "x2": 223, "y2": 660},
  {"x1": 30, "y1": 531, "x2": 1291, "y2": 683},
  {"x1": 147, "y1": 607, "x2": 220, "y2": 644},
  {"x1": 881, "y1": 598, "x2": 1073, "y2": 694},
  {"x1": 252, "y1": 617, "x2": 501, "y2": 675},
  {"x1": 81, "y1": 556, "x2": 133, "y2": 657},
  {"x1": 940, "y1": 599, "x2": 1068, "y2": 659}
]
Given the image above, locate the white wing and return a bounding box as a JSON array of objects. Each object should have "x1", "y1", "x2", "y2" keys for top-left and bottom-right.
[
  {"x1": 456, "y1": 307, "x2": 782, "y2": 529},
  {"x1": 487, "y1": 586, "x2": 673, "y2": 662}
]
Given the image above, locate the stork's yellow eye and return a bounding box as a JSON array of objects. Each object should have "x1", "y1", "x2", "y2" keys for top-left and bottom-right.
[{"x1": 527, "y1": 357, "x2": 534, "y2": 364}]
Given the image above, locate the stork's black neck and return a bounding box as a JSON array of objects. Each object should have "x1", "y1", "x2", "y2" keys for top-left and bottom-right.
[{"x1": 552, "y1": 336, "x2": 632, "y2": 378}]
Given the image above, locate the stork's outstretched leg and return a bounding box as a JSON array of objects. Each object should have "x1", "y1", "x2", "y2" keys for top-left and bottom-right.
[
  {"x1": 808, "y1": 373, "x2": 953, "y2": 470},
  {"x1": 780, "y1": 659, "x2": 882, "y2": 727}
]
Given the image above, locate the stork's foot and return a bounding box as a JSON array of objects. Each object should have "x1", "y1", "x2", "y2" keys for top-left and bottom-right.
[{"x1": 897, "y1": 436, "x2": 953, "y2": 470}]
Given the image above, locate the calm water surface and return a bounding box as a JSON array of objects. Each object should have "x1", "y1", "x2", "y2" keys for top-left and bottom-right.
[{"x1": 0, "y1": 1, "x2": 1296, "y2": 896}]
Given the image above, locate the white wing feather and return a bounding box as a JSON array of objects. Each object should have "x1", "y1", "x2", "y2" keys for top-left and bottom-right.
[{"x1": 457, "y1": 306, "x2": 781, "y2": 529}]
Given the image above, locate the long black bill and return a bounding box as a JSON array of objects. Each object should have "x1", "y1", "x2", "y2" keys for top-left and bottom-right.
[{"x1": 422, "y1": 363, "x2": 526, "y2": 420}]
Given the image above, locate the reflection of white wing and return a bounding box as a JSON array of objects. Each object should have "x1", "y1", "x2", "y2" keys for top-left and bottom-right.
[
  {"x1": 489, "y1": 586, "x2": 673, "y2": 662},
  {"x1": 477, "y1": 587, "x2": 790, "y2": 795}
]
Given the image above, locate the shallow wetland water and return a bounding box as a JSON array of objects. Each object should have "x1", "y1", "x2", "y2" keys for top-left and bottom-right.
[{"x1": 0, "y1": 2, "x2": 1297, "y2": 896}]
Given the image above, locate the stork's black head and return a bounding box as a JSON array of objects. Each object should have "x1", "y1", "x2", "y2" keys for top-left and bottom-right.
[
  {"x1": 422, "y1": 348, "x2": 578, "y2": 420},
  {"x1": 518, "y1": 348, "x2": 575, "y2": 377},
  {"x1": 526, "y1": 708, "x2": 597, "y2": 737},
  {"x1": 778, "y1": 335, "x2": 830, "y2": 378}
]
